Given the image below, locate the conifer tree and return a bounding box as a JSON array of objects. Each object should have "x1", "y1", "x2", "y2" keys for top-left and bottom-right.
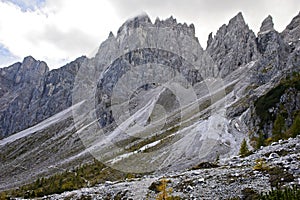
[
  {"x1": 239, "y1": 138, "x2": 250, "y2": 157},
  {"x1": 273, "y1": 113, "x2": 286, "y2": 140},
  {"x1": 256, "y1": 132, "x2": 265, "y2": 149},
  {"x1": 289, "y1": 114, "x2": 300, "y2": 137}
]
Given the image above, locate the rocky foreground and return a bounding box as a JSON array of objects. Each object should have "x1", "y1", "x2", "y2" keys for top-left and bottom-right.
[{"x1": 37, "y1": 136, "x2": 300, "y2": 200}]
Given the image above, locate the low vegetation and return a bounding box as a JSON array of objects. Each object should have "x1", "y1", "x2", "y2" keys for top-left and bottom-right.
[
  {"x1": 228, "y1": 186, "x2": 300, "y2": 200},
  {"x1": 0, "y1": 159, "x2": 142, "y2": 199},
  {"x1": 259, "y1": 186, "x2": 300, "y2": 200},
  {"x1": 255, "y1": 72, "x2": 300, "y2": 127},
  {"x1": 253, "y1": 158, "x2": 294, "y2": 189},
  {"x1": 253, "y1": 158, "x2": 269, "y2": 171},
  {"x1": 149, "y1": 178, "x2": 182, "y2": 200},
  {"x1": 252, "y1": 72, "x2": 300, "y2": 149}
]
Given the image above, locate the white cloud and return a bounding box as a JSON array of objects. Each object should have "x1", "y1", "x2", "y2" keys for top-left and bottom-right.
[
  {"x1": 0, "y1": 0, "x2": 121, "y2": 68},
  {"x1": 0, "y1": 0, "x2": 299, "y2": 69},
  {"x1": 110, "y1": 0, "x2": 300, "y2": 47}
]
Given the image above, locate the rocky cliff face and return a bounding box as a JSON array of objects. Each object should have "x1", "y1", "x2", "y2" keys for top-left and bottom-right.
[
  {"x1": 249, "y1": 74, "x2": 300, "y2": 139},
  {"x1": 206, "y1": 12, "x2": 259, "y2": 78},
  {"x1": 282, "y1": 12, "x2": 300, "y2": 45},
  {"x1": 282, "y1": 12, "x2": 300, "y2": 74},
  {"x1": 0, "y1": 56, "x2": 48, "y2": 137},
  {"x1": 243, "y1": 13, "x2": 300, "y2": 138},
  {"x1": 255, "y1": 15, "x2": 290, "y2": 84},
  {"x1": 0, "y1": 56, "x2": 86, "y2": 138}
]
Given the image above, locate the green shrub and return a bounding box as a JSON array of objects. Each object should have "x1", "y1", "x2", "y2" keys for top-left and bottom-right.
[
  {"x1": 260, "y1": 186, "x2": 300, "y2": 200},
  {"x1": 253, "y1": 158, "x2": 269, "y2": 171}
]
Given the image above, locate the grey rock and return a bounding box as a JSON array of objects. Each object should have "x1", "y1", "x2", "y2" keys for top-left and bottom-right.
[
  {"x1": 186, "y1": 185, "x2": 193, "y2": 191},
  {"x1": 207, "y1": 32, "x2": 213, "y2": 47},
  {"x1": 206, "y1": 12, "x2": 259, "y2": 78},
  {"x1": 198, "y1": 178, "x2": 205, "y2": 184},
  {"x1": 0, "y1": 56, "x2": 49, "y2": 137},
  {"x1": 282, "y1": 11, "x2": 300, "y2": 44},
  {"x1": 259, "y1": 15, "x2": 275, "y2": 34},
  {"x1": 0, "y1": 56, "x2": 86, "y2": 138},
  {"x1": 268, "y1": 152, "x2": 280, "y2": 159},
  {"x1": 255, "y1": 16, "x2": 289, "y2": 84}
]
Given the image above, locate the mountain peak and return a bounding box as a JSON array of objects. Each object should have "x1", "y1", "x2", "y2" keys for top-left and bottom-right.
[
  {"x1": 228, "y1": 12, "x2": 246, "y2": 26},
  {"x1": 114, "y1": 14, "x2": 198, "y2": 45},
  {"x1": 282, "y1": 11, "x2": 300, "y2": 43},
  {"x1": 285, "y1": 11, "x2": 300, "y2": 30},
  {"x1": 117, "y1": 13, "x2": 152, "y2": 35},
  {"x1": 21, "y1": 56, "x2": 48, "y2": 72},
  {"x1": 259, "y1": 15, "x2": 275, "y2": 34},
  {"x1": 206, "y1": 12, "x2": 258, "y2": 77},
  {"x1": 23, "y1": 55, "x2": 36, "y2": 63},
  {"x1": 108, "y1": 31, "x2": 114, "y2": 38},
  {"x1": 207, "y1": 32, "x2": 213, "y2": 47}
]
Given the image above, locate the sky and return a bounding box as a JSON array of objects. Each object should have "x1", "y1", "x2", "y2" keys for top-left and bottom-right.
[{"x1": 0, "y1": 0, "x2": 299, "y2": 69}]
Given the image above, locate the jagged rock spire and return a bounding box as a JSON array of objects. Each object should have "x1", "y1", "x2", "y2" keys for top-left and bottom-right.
[
  {"x1": 108, "y1": 31, "x2": 114, "y2": 38},
  {"x1": 227, "y1": 12, "x2": 247, "y2": 29},
  {"x1": 259, "y1": 15, "x2": 274, "y2": 33},
  {"x1": 207, "y1": 32, "x2": 213, "y2": 48},
  {"x1": 206, "y1": 12, "x2": 258, "y2": 78}
]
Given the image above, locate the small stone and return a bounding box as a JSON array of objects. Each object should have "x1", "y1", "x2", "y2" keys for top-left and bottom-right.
[
  {"x1": 232, "y1": 156, "x2": 240, "y2": 160},
  {"x1": 187, "y1": 185, "x2": 193, "y2": 191},
  {"x1": 283, "y1": 165, "x2": 290, "y2": 169},
  {"x1": 198, "y1": 178, "x2": 205, "y2": 183},
  {"x1": 231, "y1": 173, "x2": 239, "y2": 177},
  {"x1": 268, "y1": 153, "x2": 280, "y2": 159},
  {"x1": 253, "y1": 170, "x2": 260, "y2": 174},
  {"x1": 271, "y1": 142, "x2": 278, "y2": 146},
  {"x1": 192, "y1": 171, "x2": 200, "y2": 176}
]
